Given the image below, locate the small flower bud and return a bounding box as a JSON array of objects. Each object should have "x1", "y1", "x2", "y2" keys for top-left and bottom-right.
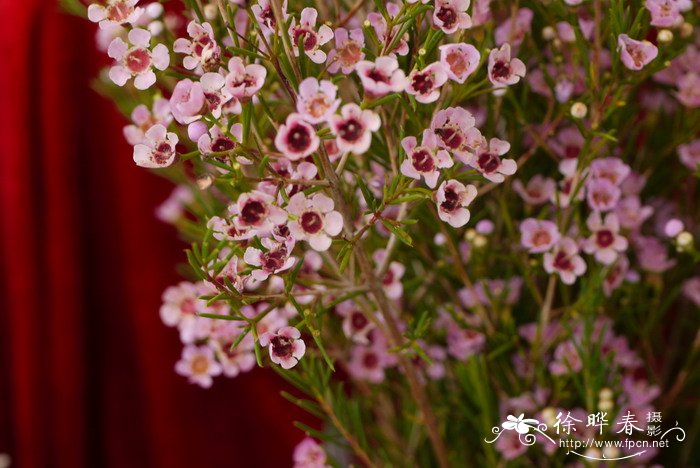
[
  {"x1": 542, "y1": 26, "x2": 556, "y2": 41},
  {"x1": 680, "y1": 22, "x2": 693, "y2": 38},
  {"x1": 677, "y1": 231, "x2": 694, "y2": 248},
  {"x1": 492, "y1": 87, "x2": 507, "y2": 97},
  {"x1": 203, "y1": 4, "x2": 218, "y2": 20},
  {"x1": 363, "y1": 20, "x2": 371, "y2": 28},
  {"x1": 552, "y1": 38, "x2": 562, "y2": 49},
  {"x1": 541, "y1": 407, "x2": 557, "y2": 426},
  {"x1": 196, "y1": 174, "x2": 215, "y2": 190},
  {"x1": 657, "y1": 29, "x2": 673, "y2": 44},
  {"x1": 584, "y1": 448, "x2": 602, "y2": 460},
  {"x1": 473, "y1": 234, "x2": 488, "y2": 248},
  {"x1": 664, "y1": 218, "x2": 684, "y2": 238},
  {"x1": 465, "y1": 229, "x2": 477, "y2": 241},
  {"x1": 599, "y1": 399, "x2": 614, "y2": 412},
  {"x1": 599, "y1": 387, "x2": 613, "y2": 401},
  {"x1": 570, "y1": 102, "x2": 588, "y2": 119},
  {"x1": 418, "y1": 48, "x2": 426, "y2": 56},
  {"x1": 603, "y1": 446, "x2": 620, "y2": 459}
]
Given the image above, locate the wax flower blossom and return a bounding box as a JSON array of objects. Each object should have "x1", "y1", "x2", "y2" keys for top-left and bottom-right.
[
  {"x1": 123, "y1": 98, "x2": 172, "y2": 145},
  {"x1": 329, "y1": 104, "x2": 381, "y2": 155},
  {"x1": 487, "y1": 43, "x2": 526, "y2": 88},
  {"x1": 430, "y1": 106, "x2": 482, "y2": 159},
  {"x1": 327, "y1": 28, "x2": 365, "y2": 74},
  {"x1": 586, "y1": 178, "x2": 621, "y2": 212},
  {"x1": 439, "y1": 43, "x2": 481, "y2": 83},
  {"x1": 132, "y1": 124, "x2": 178, "y2": 168},
  {"x1": 252, "y1": 0, "x2": 288, "y2": 37},
  {"x1": 435, "y1": 180, "x2": 477, "y2": 228},
  {"x1": 466, "y1": 137, "x2": 516, "y2": 183},
  {"x1": 336, "y1": 300, "x2": 375, "y2": 344},
  {"x1": 618, "y1": 34, "x2": 658, "y2": 71},
  {"x1": 520, "y1": 219, "x2": 560, "y2": 254},
  {"x1": 224, "y1": 57, "x2": 267, "y2": 100},
  {"x1": 88, "y1": 0, "x2": 143, "y2": 29},
  {"x1": 289, "y1": 8, "x2": 333, "y2": 64},
  {"x1": 107, "y1": 28, "x2": 169, "y2": 89},
  {"x1": 230, "y1": 190, "x2": 287, "y2": 233},
  {"x1": 175, "y1": 345, "x2": 222, "y2": 388},
  {"x1": 173, "y1": 21, "x2": 221, "y2": 71},
  {"x1": 244, "y1": 238, "x2": 297, "y2": 281},
  {"x1": 678, "y1": 139, "x2": 700, "y2": 170},
  {"x1": 405, "y1": 63, "x2": 449, "y2": 104},
  {"x1": 259, "y1": 327, "x2": 306, "y2": 369},
  {"x1": 275, "y1": 113, "x2": 321, "y2": 160},
  {"x1": 544, "y1": 238, "x2": 587, "y2": 284},
  {"x1": 197, "y1": 124, "x2": 242, "y2": 156},
  {"x1": 287, "y1": 192, "x2": 343, "y2": 251},
  {"x1": 293, "y1": 438, "x2": 328, "y2": 468},
  {"x1": 583, "y1": 212, "x2": 628, "y2": 265},
  {"x1": 355, "y1": 56, "x2": 408, "y2": 98},
  {"x1": 296, "y1": 78, "x2": 340, "y2": 124},
  {"x1": 432, "y1": 0, "x2": 472, "y2": 35},
  {"x1": 400, "y1": 130, "x2": 454, "y2": 188},
  {"x1": 513, "y1": 175, "x2": 556, "y2": 205}
]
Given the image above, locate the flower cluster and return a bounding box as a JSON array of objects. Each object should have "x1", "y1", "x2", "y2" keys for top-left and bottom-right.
[{"x1": 84, "y1": 0, "x2": 700, "y2": 465}]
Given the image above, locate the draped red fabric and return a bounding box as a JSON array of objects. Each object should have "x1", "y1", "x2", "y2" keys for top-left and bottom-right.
[{"x1": 0, "y1": 1, "x2": 306, "y2": 467}]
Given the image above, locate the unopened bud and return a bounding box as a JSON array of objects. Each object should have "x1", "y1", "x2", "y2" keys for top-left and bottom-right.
[
  {"x1": 473, "y1": 235, "x2": 488, "y2": 248},
  {"x1": 465, "y1": 229, "x2": 477, "y2": 241},
  {"x1": 571, "y1": 102, "x2": 588, "y2": 119},
  {"x1": 203, "y1": 4, "x2": 218, "y2": 20},
  {"x1": 677, "y1": 231, "x2": 694, "y2": 248},
  {"x1": 542, "y1": 26, "x2": 556, "y2": 41},
  {"x1": 418, "y1": 48, "x2": 426, "y2": 56},
  {"x1": 603, "y1": 446, "x2": 620, "y2": 459},
  {"x1": 657, "y1": 29, "x2": 673, "y2": 44},
  {"x1": 680, "y1": 22, "x2": 693, "y2": 38},
  {"x1": 599, "y1": 399, "x2": 614, "y2": 412},
  {"x1": 541, "y1": 407, "x2": 557, "y2": 426},
  {"x1": 363, "y1": 20, "x2": 371, "y2": 28},
  {"x1": 599, "y1": 388, "x2": 613, "y2": 401},
  {"x1": 196, "y1": 174, "x2": 215, "y2": 190}
]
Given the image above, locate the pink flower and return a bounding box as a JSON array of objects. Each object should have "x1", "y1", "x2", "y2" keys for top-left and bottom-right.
[
  {"x1": 430, "y1": 106, "x2": 482, "y2": 159},
  {"x1": 293, "y1": 438, "x2": 328, "y2": 468},
  {"x1": 494, "y1": 8, "x2": 533, "y2": 47},
  {"x1": 367, "y1": 4, "x2": 409, "y2": 56},
  {"x1": 327, "y1": 28, "x2": 365, "y2": 74},
  {"x1": 487, "y1": 43, "x2": 526, "y2": 88},
  {"x1": 439, "y1": 43, "x2": 481, "y2": 83},
  {"x1": 520, "y1": 219, "x2": 560, "y2": 253},
  {"x1": 173, "y1": 21, "x2": 221, "y2": 71},
  {"x1": 682, "y1": 277, "x2": 700, "y2": 307},
  {"x1": 224, "y1": 57, "x2": 267, "y2": 99},
  {"x1": 107, "y1": 28, "x2": 169, "y2": 89},
  {"x1": 209, "y1": 325, "x2": 256, "y2": 377},
  {"x1": 207, "y1": 216, "x2": 254, "y2": 242},
  {"x1": 347, "y1": 341, "x2": 394, "y2": 383},
  {"x1": 243, "y1": 237, "x2": 297, "y2": 281},
  {"x1": 513, "y1": 175, "x2": 556, "y2": 205},
  {"x1": 374, "y1": 249, "x2": 405, "y2": 300},
  {"x1": 336, "y1": 300, "x2": 375, "y2": 344},
  {"x1": 603, "y1": 255, "x2": 630, "y2": 296},
  {"x1": 583, "y1": 212, "x2": 628, "y2": 265},
  {"x1": 169, "y1": 79, "x2": 205, "y2": 124},
  {"x1": 435, "y1": 179, "x2": 477, "y2": 227},
  {"x1": 676, "y1": 73, "x2": 700, "y2": 108},
  {"x1": 252, "y1": 0, "x2": 288, "y2": 37},
  {"x1": 663, "y1": 218, "x2": 684, "y2": 237},
  {"x1": 160, "y1": 281, "x2": 203, "y2": 327},
  {"x1": 549, "y1": 340, "x2": 582, "y2": 375},
  {"x1": 155, "y1": 185, "x2": 192, "y2": 223},
  {"x1": 287, "y1": 192, "x2": 343, "y2": 251},
  {"x1": 634, "y1": 235, "x2": 676, "y2": 272},
  {"x1": 259, "y1": 326, "x2": 306, "y2": 369},
  {"x1": 275, "y1": 113, "x2": 320, "y2": 160},
  {"x1": 614, "y1": 196, "x2": 654, "y2": 230},
  {"x1": 544, "y1": 237, "x2": 587, "y2": 284},
  {"x1": 231, "y1": 190, "x2": 288, "y2": 233},
  {"x1": 175, "y1": 345, "x2": 222, "y2": 388},
  {"x1": 88, "y1": 0, "x2": 143, "y2": 29},
  {"x1": 132, "y1": 124, "x2": 178, "y2": 168},
  {"x1": 355, "y1": 56, "x2": 408, "y2": 98},
  {"x1": 400, "y1": 130, "x2": 454, "y2": 188},
  {"x1": 296, "y1": 78, "x2": 340, "y2": 124},
  {"x1": 197, "y1": 124, "x2": 243, "y2": 155},
  {"x1": 329, "y1": 104, "x2": 381, "y2": 155},
  {"x1": 678, "y1": 139, "x2": 700, "y2": 170},
  {"x1": 466, "y1": 137, "x2": 516, "y2": 183},
  {"x1": 590, "y1": 157, "x2": 631, "y2": 186},
  {"x1": 549, "y1": 127, "x2": 584, "y2": 175},
  {"x1": 618, "y1": 34, "x2": 658, "y2": 71},
  {"x1": 446, "y1": 324, "x2": 485, "y2": 360},
  {"x1": 405, "y1": 62, "x2": 449, "y2": 104},
  {"x1": 123, "y1": 98, "x2": 172, "y2": 145},
  {"x1": 432, "y1": 0, "x2": 472, "y2": 34},
  {"x1": 586, "y1": 178, "x2": 621, "y2": 212},
  {"x1": 645, "y1": 0, "x2": 683, "y2": 27},
  {"x1": 289, "y1": 8, "x2": 333, "y2": 64}
]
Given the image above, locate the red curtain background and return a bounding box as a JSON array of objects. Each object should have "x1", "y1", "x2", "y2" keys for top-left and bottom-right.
[{"x1": 0, "y1": 1, "x2": 307, "y2": 467}]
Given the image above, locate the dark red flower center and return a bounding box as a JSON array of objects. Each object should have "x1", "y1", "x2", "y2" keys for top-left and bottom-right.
[
  {"x1": 240, "y1": 200, "x2": 266, "y2": 225},
  {"x1": 350, "y1": 312, "x2": 368, "y2": 331},
  {"x1": 211, "y1": 137, "x2": 235, "y2": 152},
  {"x1": 440, "y1": 186, "x2": 460, "y2": 212},
  {"x1": 271, "y1": 335, "x2": 293, "y2": 358},
  {"x1": 411, "y1": 149, "x2": 435, "y2": 172},
  {"x1": 436, "y1": 6, "x2": 457, "y2": 29},
  {"x1": 125, "y1": 48, "x2": 151, "y2": 73},
  {"x1": 338, "y1": 118, "x2": 364, "y2": 142},
  {"x1": 287, "y1": 124, "x2": 313, "y2": 153},
  {"x1": 362, "y1": 351, "x2": 379, "y2": 368},
  {"x1": 411, "y1": 72, "x2": 434, "y2": 95},
  {"x1": 553, "y1": 251, "x2": 573, "y2": 271},
  {"x1": 300, "y1": 211, "x2": 323, "y2": 234},
  {"x1": 491, "y1": 60, "x2": 511, "y2": 79},
  {"x1": 477, "y1": 152, "x2": 500, "y2": 173},
  {"x1": 435, "y1": 126, "x2": 463, "y2": 149},
  {"x1": 153, "y1": 142, "x2": 173, "y2": 165},
  {"x1": 596, "y1": 230, "x2": 614, "y2": 248}
]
